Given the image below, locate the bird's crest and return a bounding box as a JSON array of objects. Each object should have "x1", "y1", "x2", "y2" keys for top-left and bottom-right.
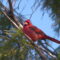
[{"x1": 25, "y1": 19, "x2": 31, "y2": 23}]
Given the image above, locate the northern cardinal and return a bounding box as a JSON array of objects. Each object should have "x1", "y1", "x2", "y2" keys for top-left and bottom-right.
[{"x1": 23, "y1": 19, "x2": 60, "y2": 44}]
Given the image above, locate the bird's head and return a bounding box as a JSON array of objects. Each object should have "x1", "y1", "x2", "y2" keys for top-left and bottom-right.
[{"x1": 24, "y1": 19, "x2": 32, "y2": 26}]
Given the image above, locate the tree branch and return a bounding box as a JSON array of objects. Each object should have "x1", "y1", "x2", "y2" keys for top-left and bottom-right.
[
  {"x1": 1, "y1": 9, "x2": 47, "y2": 60},
  {"x1": 8, "y1": 0, "x2": 21, "y2": 26}
]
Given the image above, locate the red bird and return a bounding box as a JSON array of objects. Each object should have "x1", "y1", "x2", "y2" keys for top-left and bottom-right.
[{"x1": 23, "y1": 19, "x2": 60, "y2": 44}]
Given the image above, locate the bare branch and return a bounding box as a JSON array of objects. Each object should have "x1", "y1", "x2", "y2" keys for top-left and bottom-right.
[
  {"x1": 40, "y1": 41, "x2": 57, "y2": 57},
  {"x1": 0, "y1": 2, "x2": 8, "y2": 11},
  {"x1": 8, "y1": 0, "x2": 21, "y2": 26}
]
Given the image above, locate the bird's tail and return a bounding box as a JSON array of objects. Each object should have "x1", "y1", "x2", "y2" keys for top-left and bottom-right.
[{"x1": 46, "y1": 36, "x2": 60, "y2": 44}]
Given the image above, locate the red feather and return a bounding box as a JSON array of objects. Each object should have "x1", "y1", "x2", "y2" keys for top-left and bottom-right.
[{"x1": 23, "y1": 19, "x2": 60, "y2": 44}]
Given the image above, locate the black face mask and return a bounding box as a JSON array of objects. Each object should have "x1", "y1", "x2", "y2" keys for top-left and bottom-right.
[
  {"x1": 24, "y1": 22, "x2": 30, "y2": 26},
  {"x1": 24, "y1": 24, "x2": 28, "y2": 26}
]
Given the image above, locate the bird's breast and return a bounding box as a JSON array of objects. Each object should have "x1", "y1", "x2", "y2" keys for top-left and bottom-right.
[{"x1": 23, "y1": 26, "x2": 38, "y2": 41}]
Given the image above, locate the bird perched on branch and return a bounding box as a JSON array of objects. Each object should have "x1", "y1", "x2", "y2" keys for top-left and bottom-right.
[{"x1": 23, "y1": 19, "x2": 60, "y2": 44}]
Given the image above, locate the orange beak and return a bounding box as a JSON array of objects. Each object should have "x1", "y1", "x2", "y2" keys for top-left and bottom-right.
[{"x1": 24, "y1": 22, "x2": 28, "y2": 25}]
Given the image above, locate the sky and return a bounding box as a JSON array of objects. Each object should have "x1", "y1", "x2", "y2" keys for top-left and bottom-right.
[{"x1": 3, "y1": 0, "x2": 60, "y2": 49}]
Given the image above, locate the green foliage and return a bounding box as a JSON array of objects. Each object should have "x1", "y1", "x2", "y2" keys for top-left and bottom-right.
[
  {"x1": 0, "y1": 28, "x2": 30, "y2": 60},
  {"x1": 0, "y1": 28, "x2": 41, "y2": 60},
  {"x1": 57, "y1": 53, "x2": 60, "y2": 60},
  {"x1": 0, "y1": 14, "x2": 11, "y2": 30}
]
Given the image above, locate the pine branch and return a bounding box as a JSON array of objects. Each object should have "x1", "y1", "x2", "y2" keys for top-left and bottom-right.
[
  {"x1": 1, "y1": 8, "x2": 47, "y2": 60},
  {"x1": 2, "y1": 10, "x2": 47, "y2": 60},
  {"x1": 8, "y1": 0, "x2": 21, "y2": 27},
  {"x1": 39, "y1": 41, "x2": 57, "y2": 59},
  {"x1": 1, "y1": 11, "x2": 19, "y2": 29}
]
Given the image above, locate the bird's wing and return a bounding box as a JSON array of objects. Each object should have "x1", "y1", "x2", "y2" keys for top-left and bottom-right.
[{"x1": 29, "y1": 26, "x2": 45, "y2": 35}]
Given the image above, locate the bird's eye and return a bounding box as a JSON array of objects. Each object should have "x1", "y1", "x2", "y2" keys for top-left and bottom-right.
[{"x1": 27, "y1": 22, "x2": 30, "y2": 24}]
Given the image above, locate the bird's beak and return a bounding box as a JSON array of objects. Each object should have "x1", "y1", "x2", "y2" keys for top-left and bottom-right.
[{"x1": 24, "y1": 22, "x2": 28, "y2": 25}]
